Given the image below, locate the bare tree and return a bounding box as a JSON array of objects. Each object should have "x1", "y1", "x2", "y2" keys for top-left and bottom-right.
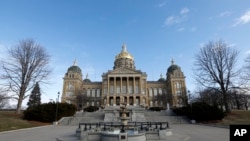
[
  {"x1": 245, "y1": 55, "x2": 250, "y2": 79},
  {"x1": 194, "y1": 40, "x2": 239, "y2": 113},
  {"x1": 197, "y1": 88, "x2": 223, "y2": 108},
  {"x1": 0, "y1": 93, "x2": 9, "y2": 109},
  {"x1": 0, "y1": 39, "x2": 51, "y2": 114}
]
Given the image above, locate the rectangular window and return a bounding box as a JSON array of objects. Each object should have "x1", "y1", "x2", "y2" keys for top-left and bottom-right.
[
  {"x1": 104, "y1": 88, "x2": 107, "y2": 94},
  {"x1": 110, "y1": 86, "x2": 114, "y2": 94},
  {"x1": 149, "y1": 88, "x2": 152, "y2": 97},
  {"x1": 154, "y1": 88, "x2": 157, "y2": 96},
  {"x1": 159, "y1": 88, "x2": 162, "y2": 95},
  {"x1": 87, "y1": 89, "x2": 91, "y2": 97},
  {"x1": 122, "y1": 85, "x2": 126, "y2": 93},
  {"x1": 92, "y1": 89, "x2": 95, "y2": 97},
  {"x1": 142, "y1": 88, "x2": 145, "y2": 95},
  {"x1": 96, "y1": 89, "x2": 100, "y2": 97},
  {"x1": 135, "y1": 86, "x2": 139, "y2": 94},
  {"x1": 129, "y1": 86, "x2": 133, "y2": 94},
  {"x1": 116, "y1": 86, "x2": 120, "y2": 94}
]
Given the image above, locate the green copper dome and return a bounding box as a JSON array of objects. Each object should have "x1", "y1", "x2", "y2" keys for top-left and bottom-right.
[
  {"x1": 67, "y1": 60, "x2": 82, "y2": 73},
  {"x1": 167, "y1": 59, "x2": 181, "y2": 73},
  {"x1": 68, "y1": 65, "x2": 82, "y2": 73}
]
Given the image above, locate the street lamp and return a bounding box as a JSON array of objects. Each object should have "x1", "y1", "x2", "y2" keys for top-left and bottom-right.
[{"x1": 55, "y1": 92, "x2": 60, "y2": 123}]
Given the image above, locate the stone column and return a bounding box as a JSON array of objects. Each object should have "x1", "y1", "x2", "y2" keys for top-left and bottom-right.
[
  {"x1": 107, "y1": 96, "x2": 109, "y2": 106},
  {"x1": 107, "y1": 77, "x2": 110, "y2": 95},
  {"x1": 114, "y1": 77, "x2": 116, "y2": 95},
  {"x1": 127, "y1": 96, "x2": 129, "y2": 106},
  {"x1": 133, "y1": 77, "x2": 135, "y2": 94},
  {"x1": 139, "y1": 77, "x2": 142, "y2": 94},
  {"x1": 120, "y1": 77, "x2": 123, "y2": 94},
  {"x1": 127, "y1": 77, "x2": 129, "y2": 94},
  {"x1": 133, "y1": 96, "x2": 136, "y2": 106},
  {"x1": 113, "y1": 96, "x2": 116, "y2": 106}
]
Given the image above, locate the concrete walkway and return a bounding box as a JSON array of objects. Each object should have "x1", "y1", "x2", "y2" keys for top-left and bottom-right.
[{"x1": 0, "y1": 124, "x2": 229, "y2": 141}]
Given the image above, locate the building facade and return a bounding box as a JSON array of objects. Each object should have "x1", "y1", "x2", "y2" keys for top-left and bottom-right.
[{"x1": 61, "y1": 44, "x2": 187, "y2": 109}]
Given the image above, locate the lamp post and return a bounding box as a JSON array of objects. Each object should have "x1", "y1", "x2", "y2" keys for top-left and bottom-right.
[{"x1": 55, "y1": 92, "x2": 60, "y2": 123}]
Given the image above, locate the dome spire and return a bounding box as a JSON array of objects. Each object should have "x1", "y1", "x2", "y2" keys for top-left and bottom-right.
[
  {"x1": 122, "y1": 43, "x2": 127, "y2": 52},
  {"x1": 73, "y1": 59, "x2": 77, "y2": 66},
  {"x1": 171, "y1": 58, "x2": 175, "y2": 65}
]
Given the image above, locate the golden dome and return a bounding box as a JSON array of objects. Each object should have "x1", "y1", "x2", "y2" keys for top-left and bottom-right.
[{"x1": 115, "y1": 44, "x2": 134, "y2": 60}]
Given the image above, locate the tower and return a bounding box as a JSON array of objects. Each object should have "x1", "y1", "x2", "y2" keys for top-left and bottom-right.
[
  {"x1": 166, "y1": 59, "x2": 187, "y2": 108},
  {"x1": 61, "y1": 60, "x2": 83, "y2": 103}
]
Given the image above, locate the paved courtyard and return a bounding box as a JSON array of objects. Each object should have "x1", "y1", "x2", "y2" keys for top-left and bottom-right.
[{"x1": 0, "y1": 124, "x2": 229, "y2": 141}]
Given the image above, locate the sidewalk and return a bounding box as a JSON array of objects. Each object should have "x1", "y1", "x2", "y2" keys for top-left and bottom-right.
[{"x1": 0, "y1": 124, "x2": 229, "y2": 141}]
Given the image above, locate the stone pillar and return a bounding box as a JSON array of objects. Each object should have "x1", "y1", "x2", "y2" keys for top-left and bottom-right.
[
  {"x1": 139, "y1": 77, "x2": 142, "y2": 94},
  {"x1": 114, "y1": 77, "x2": 116, "y2": 95},
  {"x1": 127, "y1": 96, "x2": 129, "y2": 105},
  {"x1": 107, "y1": 96, "x2": 109, "y2": 106},
  {"x1": 133, "y1": 96, "x2": 136, "y2": 106},
  {"x1": 107, "y1": 77, "x2": 110, "y2": 95},
  {"x1": 113, "y1": 96, "x2": 116, "y2": 106},
  {"x1": 127, "y1": 77, "x2": 129, "y2": 94},
  {"x1": 133, "y1": 77, "x2": 135, "y2": 94},
  {"x1": 120, "y1": 77, "x2": 123, "y2": 94}
]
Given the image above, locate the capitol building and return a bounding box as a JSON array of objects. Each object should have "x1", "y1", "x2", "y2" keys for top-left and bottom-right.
[{"x1": 61, "y1": 44, "x2": 187, "y2": 109}]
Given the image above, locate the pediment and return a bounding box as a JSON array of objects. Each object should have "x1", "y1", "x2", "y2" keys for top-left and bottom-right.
[{"x1": 109, "y1": 67, "x2": 141, "y2": 74}]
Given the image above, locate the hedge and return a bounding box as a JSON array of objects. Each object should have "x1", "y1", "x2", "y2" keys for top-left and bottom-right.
[{"x1": 23, "y1": 102, "x2": 76, "y2": 122}]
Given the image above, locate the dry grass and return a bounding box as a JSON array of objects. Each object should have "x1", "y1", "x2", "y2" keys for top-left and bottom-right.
[
  {"x1": 208, "y1": 110, "x2": 250, "y2": 127},
  {"x1": 0, "y1": 111, "x2": 51, "y2": 132},
  {"x1": 220, "y1": 110, "x2": 250, "y2": 125}
]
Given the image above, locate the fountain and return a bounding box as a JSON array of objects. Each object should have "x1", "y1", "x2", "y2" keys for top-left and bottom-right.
[
  {"x1": 119, "y1": 103, "x2": 130, "y2": 133},
  {"x1": 72, "y1": 103, "x2": 171, "y2": 141}
]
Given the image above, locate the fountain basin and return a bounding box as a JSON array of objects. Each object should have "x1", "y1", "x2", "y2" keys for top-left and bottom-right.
[{"x1": 101, "y1": 132, "x2": 146, "y2": 141}]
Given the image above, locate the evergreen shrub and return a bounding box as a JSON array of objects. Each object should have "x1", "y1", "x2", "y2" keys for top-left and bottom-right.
[
  {"x1": 23, "y1": 102, "x2": 76, "y2": 122},
  {"x1": 84, "y1": 106, "x2": 99, "y2": 112},
  {"x1": 172, "y1": 102, "x2": 225, "y2": 121}
]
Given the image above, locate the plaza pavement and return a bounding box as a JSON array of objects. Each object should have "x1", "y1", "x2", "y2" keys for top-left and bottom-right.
[{"x1": 0, "y1": 124, "x2": 229, "y2": 141}]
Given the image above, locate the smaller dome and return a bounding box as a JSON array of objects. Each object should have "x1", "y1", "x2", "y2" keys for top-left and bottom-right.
[
  {"x1": 158, "y1": 73, "x2": 166, "y2": 82},
  {"x1": 67, "y1": 60, "x2": 82, "y2": 73},
  {"x1": 83, "y1": 73, "x2": 91, "y2": 82},
  {"x1": 115, "y1": 44, "x2": 134, "y2": 60},
  {"x1": 158, "y1": 78, "x2": 166, "y2": 82},
  {"x1": 167, "y1": 59, "x2": 181, "y2": 73},
  {"x1": 83, "y1": 78, "x2": 91, "y2": 82},
  {"x1": 68, "y1": 65, "x2": 82, "y2": 73}
]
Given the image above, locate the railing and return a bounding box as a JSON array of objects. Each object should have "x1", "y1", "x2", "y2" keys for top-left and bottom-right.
[{"x1": 78, "y1": 121, "x2": 169, "y2": 131}]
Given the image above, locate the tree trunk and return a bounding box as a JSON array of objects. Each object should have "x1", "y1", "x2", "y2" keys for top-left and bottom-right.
[
  {"x1": 16, "y1": 97, "x2": 23, "y2": 114},
  {"x1": 223, "y1": 93, "x2": 231, "y2": 113}
]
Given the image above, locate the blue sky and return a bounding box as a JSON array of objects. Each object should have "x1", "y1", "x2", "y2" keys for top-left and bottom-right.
[{"x1": 1, "y1": 0, "x2": 250, "y2": 106}]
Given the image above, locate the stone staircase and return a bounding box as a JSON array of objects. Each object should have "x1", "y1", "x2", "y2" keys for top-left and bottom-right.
[
  {"x1": 144, "y1": 111, "x2": 189, "y2": 124},
  {"x1": 59, "y1": 108, "x2": 189, "y2": 126},
  {"x1": 59, "y1": 111, "x2": 105, "y2": 126}
]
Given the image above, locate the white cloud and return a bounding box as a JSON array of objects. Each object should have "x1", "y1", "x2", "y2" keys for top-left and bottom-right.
[
  {"x1": 190, "y1": 26, "x2": 197, "y2": 32},
  {"x1": 165, "y1": 16, "x2": 177, "y2": 25},
  {"x1": 218, "y1": 11, "x2": 231, "y2": 17},
  {"x1": 234, "y1": 10, "x2": 250, "y2": 26},
  {"x1": 164, "y1": 7, "x2": 189, "y2": 26},
  {"x1": 180, "y1": 8, "x2": 189, "y2": 15},
  {"x1": 177, "y1": 27, "x2": 185, "y2": 32},
  {"x1": 158, "y1": 1, "x2": 167, "y2": 8},
  {"x1": 246, "y1": 50, "x2": 250, "y2": 54}
]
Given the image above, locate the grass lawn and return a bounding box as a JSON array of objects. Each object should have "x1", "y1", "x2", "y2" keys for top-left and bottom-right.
[
  {"x1": 219, "y1": 110, "x2": 250, "y2": 125},
  {"x1": 0, "y1": 111, "x2": 51, "y2": 132},
  {"x1": 204, "y1": 110, "x2": 250, "y2": 127}
]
